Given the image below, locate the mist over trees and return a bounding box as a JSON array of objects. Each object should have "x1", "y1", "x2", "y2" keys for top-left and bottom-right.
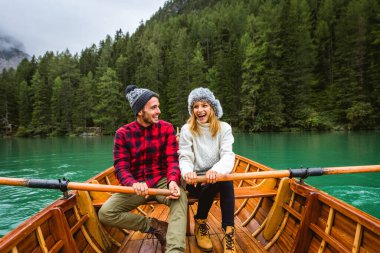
[{"x1": 1, "y1": 0, "x2": 379, "y2": 136}]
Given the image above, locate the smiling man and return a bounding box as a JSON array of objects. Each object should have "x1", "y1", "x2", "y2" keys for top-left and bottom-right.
[{"x1": 99, "y1": 85, "x2": 187, "y2": 253}]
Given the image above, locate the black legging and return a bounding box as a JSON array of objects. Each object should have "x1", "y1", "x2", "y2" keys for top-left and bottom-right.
[{"x1": 186, "y1": 181, "x2": 235, "y2": 229}]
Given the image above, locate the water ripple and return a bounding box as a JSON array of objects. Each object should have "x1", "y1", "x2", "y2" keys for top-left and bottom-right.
[{"x1": 320, "y1": 185, "x2": 380, "y2": 217}]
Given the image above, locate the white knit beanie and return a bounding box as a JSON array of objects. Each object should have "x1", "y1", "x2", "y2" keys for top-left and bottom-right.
[{"x1": 188, "y1": 87, "x2": 223, "y2": 118}]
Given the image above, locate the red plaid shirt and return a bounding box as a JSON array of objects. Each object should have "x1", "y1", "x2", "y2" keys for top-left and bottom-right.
[{"x1": 113, "y1": 120, "x2": 181, "y2": 187}]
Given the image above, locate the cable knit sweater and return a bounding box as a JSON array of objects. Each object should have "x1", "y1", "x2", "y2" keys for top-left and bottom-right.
[{"x1": 179, "y1": 121, "x2": 235, "y2": 176}]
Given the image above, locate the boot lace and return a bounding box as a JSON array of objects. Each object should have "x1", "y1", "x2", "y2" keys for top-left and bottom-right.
[
  {"x1": 199, "y1": 223, "x2": 210, "y2": 237},
  {"x1": 224, "y1": 231, "x2": 234, "y2": 250}
]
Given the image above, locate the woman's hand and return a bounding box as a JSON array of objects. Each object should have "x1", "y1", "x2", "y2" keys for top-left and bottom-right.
[
  {"x1": 205, "y1": 170, "x2": 218, "y2": 184},
  {"x1": 184, "y1": 172, "x2": 197, "y2": 186}
]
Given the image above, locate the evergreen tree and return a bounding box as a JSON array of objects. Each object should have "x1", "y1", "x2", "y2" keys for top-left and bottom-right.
[
  {"x1": 73, "y1": 72, "x2": 96, "y2": 132},
  {"x1": 366, "y1": 1, "x2": 380, "y2": 124},
  {"x1": 30, "y1": 70, "x2": 51, "y2": 135},
  {"x1": 79, "y1": 44, "x2": 98, "y2": 75},
  {"x1": 240, "y1": 1, "x2": 285, "y2": 131},
  {"x1": 135, "y1": 42, "x2": 164, "y2": 93},
  {"x1": 18, "y1": 80, "x2": 32, "y2": 128},
  {"x1": 189, "y1": 43, "x2": 208, "y2": 87},
  {"x1": 0, "y1": 0, "x2": 379, "y2": 134},
  {"x1": 0, "y1": 69, "x2": 18, "y2": 135},
  {"x1": 332, "y1": 0, "x2": 375, "y2": 128},
  {"x1": 279, "y1": 0, "x2": 316, "y2": 128},
  {"x1": 50, "y1": 76, "x2": 63, "y2": 134},
  {"x1": 63, "y1": 79, "x2": 76, "y2": 133},
  {"x1": 166, "y1": 28, "x2": 192, "y2": 127},
  {"x1": 92, "y1": 68, "x2": 124, "y2": 133},
  {"x1": 96, "y1": 35, "x2": 114, "y2": 77}
]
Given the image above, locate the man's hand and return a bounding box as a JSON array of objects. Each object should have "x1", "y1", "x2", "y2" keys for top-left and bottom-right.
[
  {"x1": 205, "y1": 170, "x2": 218, "y2": 184},
  {"x1": 167, "y1": 181, "x2": 181, "y2": 199},
  {"x1": 184, "y1": 171, "x2": 197, "y2": 186},
  {"x1": 132, "y1": 182, "x2": 149, "y2": 198}
]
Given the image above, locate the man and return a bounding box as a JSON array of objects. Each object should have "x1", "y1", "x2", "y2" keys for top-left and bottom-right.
[{"x1": 99, "y1": 85, "x2": 187, "y2": 253}]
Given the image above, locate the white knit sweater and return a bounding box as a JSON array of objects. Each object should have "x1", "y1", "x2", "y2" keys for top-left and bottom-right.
[{"x1": 179, "y1": 121, "x2": 235, "y2": 177}]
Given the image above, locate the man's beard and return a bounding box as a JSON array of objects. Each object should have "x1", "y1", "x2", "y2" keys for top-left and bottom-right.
[{"x1": 142, "y1": 111, "x2": 157, "y2": 125}]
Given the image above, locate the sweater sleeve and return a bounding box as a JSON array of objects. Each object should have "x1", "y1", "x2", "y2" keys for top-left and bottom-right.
[
  {"x1": 179, "y1": 125, "x2": 195, "y2": 178},
  {"x1": 210, "y1": 123, "x2": 235, "y2": 174}
]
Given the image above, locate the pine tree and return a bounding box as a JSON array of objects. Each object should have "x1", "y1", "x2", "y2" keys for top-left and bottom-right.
[
  {"x1": 189, "y1": 43, "x2": 208, "y2": 88},
  {"x1": 18, "y1": 80, "x2": 32, "y2": 128},
  {"x1": 30, "y1": 70, "x2": 51, "y2": 135},
  {"x1": 79, "y1": 44, "x2": 98, "y2": 75},
  {"x1": 240, "y1": 1, "x2": 285, "y2": 131},
  {"x1": 332, "y1": 0, "x2": 375, "y2": 128},
  {"x1": 279, "y1": 0, "x2": 316, "y2": 128},
  {"x1": 166, "y1": 28, "x2": 192, "y2": 127},
  {"x1": 92, "y1": 68, "x2": 124, "y2": 133},
  {"x1": 73, "y1": 72, "x2": 96, "y2": 132}
]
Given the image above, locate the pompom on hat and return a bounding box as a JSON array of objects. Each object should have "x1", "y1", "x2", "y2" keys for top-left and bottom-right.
[
  {"x1": 188, "y1": 87, "x2": 223, "y2": 118},
  {"x1": 125, "y1": 85, "x2": 158, "y2": 116}
]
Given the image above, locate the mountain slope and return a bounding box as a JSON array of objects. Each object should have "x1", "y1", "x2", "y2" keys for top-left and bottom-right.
[{"x1": 0, "y1": 35, "x2": 30, "y2": 71}]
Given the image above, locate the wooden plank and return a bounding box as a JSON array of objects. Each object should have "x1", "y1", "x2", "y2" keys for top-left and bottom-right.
[
  {"x1": 282, "y1": 204, "x2": 302, "y2": 221},
  {"x1": 352, "y1": 223, "x2": 362, "y2": 253},
  {"x1": 36, "y1": 226, "x2": 48, "y2": 253},
  {"x1": 290, "y1": 192, "x2": 320, "y2": 253},
  {"x1": 51, "y1": 208, "x2": 79, "y2": 253},
  {"x1": 236, "y1": 231, "x2": 266, "y2": 252},
  {"x1": 48, "y1": 240, "x2": 64, "y2": 253},
  {"x1": 318, "y1": 193, "x2": 380, "y2": 235},
  {"x1": 310, "y1": 224, "x2": 351, "y2": 253},
  {"x1": 318, "y1": 208, "x2": 335, "y2": 253}
]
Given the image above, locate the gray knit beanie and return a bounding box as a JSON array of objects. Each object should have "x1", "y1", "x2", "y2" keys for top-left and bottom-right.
[
  {"x1": 188, "y1": 87, "x2": 223, "y2": 118},
  {"x1": 125, "y1": 85, "x2": 159, "y2": 116}
]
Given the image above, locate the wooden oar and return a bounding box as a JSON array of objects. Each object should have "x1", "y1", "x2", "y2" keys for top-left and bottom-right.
[
  {"x1": 195, "y1": 165, "x2": 380, "y2": 183},
  {"x1": 1, "y1": 165, "x2": 379, "y2": 194},
  {"x1": 0, "y1": 177, "x2": 172, "y2": 196}
]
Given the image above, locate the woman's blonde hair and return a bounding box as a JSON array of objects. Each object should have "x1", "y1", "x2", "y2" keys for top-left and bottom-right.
[{"x1": 188, "y1": 102, "x2": 220, "y2": 137}]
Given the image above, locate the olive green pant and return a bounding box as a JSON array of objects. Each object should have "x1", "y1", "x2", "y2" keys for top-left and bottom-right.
[{"x1": 98, "y1": 177, "x2": 187, "y2": 253}]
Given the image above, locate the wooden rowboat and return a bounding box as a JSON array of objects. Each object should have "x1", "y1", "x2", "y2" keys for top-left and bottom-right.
[{"x1": 0, "y1": 154, "x2": 379, "y2": 252}]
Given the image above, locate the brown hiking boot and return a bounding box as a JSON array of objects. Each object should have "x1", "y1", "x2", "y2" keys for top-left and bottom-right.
[
  {"x1": 194, "y1": 219, "x2": 213, "y2": 251},
  {"x1": 223, "y1": 226, "x2": 236, "y2": 253},
  {"x1": 149, "y1": 218, "x2": 168, "y2": 251}
]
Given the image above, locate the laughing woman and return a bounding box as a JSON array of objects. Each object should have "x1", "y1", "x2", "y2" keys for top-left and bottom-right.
[{"x1": 179, "y1": 87, "x2": 236, "y2": 253}]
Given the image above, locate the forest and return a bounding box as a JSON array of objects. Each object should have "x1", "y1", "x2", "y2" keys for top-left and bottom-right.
[{"x1": 0, "y1": 0, "x2": 379, "y2": 136}]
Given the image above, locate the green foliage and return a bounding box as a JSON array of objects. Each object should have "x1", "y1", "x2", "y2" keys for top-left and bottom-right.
[
  {"x1": 1, "y1": 0, "x2": 379, "y2": 136},
  {"x1": 92, "y1": 68, "x2": 124, "y2": 134},
  {"x1": 346, "y1": 102, "x2": 375, "y2": 129}
]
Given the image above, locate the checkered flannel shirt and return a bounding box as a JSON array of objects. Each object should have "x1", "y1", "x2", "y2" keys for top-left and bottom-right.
[{"x1": 113, "y1": 120, "x2": 181, "y2": 187}]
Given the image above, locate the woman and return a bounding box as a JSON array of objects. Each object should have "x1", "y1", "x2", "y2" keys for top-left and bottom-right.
[{"x1": 179, "y1": 87, "x2": 236, "y2": 253}]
